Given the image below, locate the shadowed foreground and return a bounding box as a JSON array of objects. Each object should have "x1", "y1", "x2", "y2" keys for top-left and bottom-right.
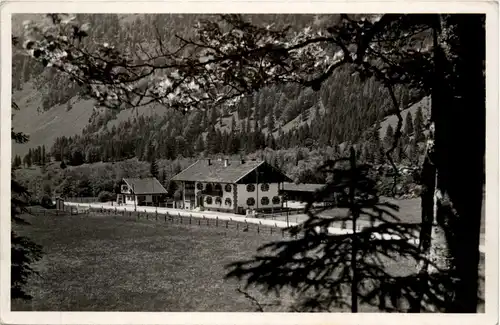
[{"x1": 12, "y1": 211, "x2": 485, "y2": 312}]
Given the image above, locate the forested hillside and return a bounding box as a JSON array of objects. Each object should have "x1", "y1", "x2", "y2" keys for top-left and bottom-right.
[{"x1": 12, "y1": 14, "x2": 429, "y2": 187}]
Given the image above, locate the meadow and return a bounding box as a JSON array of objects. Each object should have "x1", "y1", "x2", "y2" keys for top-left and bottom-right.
[{"x1": 12, "y1": 207, "x2": 485, "y2": 312}]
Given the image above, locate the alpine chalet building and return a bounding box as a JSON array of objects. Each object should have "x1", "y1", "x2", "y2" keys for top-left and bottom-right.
[{"x1": 171, "y1": 159, "x2": 292, "y2": 214}]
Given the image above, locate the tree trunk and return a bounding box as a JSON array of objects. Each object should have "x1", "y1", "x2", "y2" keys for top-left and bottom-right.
[
  {"x1": 440, "y1": 14, "x2": 485, "y2": 313},
  {"x1": 411, "y1": 16, "x2": 454, "y2": 313},
  {"x1": 422, "y1": 14, "x2": 485, "y2": 313},
  {"x1": 414, "y1": 14, "x2": 484, "y2": 313},
  {"x1": 410, "y1": 135, "x2": 436, "y2": 312},
  {"x1": 349, "y1": 147, "x2": 359, "y2": 313}
]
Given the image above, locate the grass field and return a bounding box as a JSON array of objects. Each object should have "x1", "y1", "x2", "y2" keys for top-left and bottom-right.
[
  {"x1": 12, "y1": 212, "x2": 282, "y2": 311},
  {"x1": 12, "y1": 208, "x2": 485, "y2": 312}
]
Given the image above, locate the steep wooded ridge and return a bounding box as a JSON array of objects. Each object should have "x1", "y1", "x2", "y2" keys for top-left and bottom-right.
[{"x1": 12, "y1": 14, "x2": 429, "y2": 170}]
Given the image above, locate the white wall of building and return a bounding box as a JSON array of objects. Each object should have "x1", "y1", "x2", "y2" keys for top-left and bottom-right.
[
  {"x1": 122, "y1": 185, "x2": 138, "y2": 205},
  {"x1": 191, "y1": 181, "x2": 284, "y2": 212},
  {"x1": 196, "y1": 182, "x2": 235, "y2": 211},
  {"x1": 236, "y1": 183, "x2": 282, "y2": 210},
  {"x1": 122, "y1": 181, "x2": 168, "y2": 206},
  {"x1": 124, "y1": 194, "x2": 137, "y2": 205},
  {"x1": 123, "y1": 193, "x2": 158, "y2": 206}
]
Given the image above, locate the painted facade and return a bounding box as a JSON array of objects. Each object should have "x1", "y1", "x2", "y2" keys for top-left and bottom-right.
[
  {"x1": 171, "y1": 159, "x2": 292, "y2": 214},
  {"x1": 236, "y1": 183, "x2": 282, "y2": 210},
  {"x1": 195, "y1": 182, "x2": 237, "y2": 212}
]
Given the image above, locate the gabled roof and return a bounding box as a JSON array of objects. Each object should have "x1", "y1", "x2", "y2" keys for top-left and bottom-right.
[
  {"x1": 170, "y1": 159, "x2": 290, "y2": 184},
  {"x1": 123, "y1": 177, "x2": 168, "y2": 195}
]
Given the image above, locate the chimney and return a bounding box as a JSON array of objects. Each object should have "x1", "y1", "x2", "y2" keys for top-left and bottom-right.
[
  {"x1": 241, "y1": 158, "x2": 245, "y2": 164},
  {"x1": 224, "y1": 159, "x2": 229, "y2": 167},
  {"x1": 207, "y1": 159, "x2": 211, "y2": 166}
]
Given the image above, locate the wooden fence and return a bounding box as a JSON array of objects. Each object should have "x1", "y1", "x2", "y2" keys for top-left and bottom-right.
[
  {"x1": 27, "y1": 205, "x2": 299, "y2": 239},
  {"x1": 63, "y1": 197, "x2": 100, "y2": 203},
  {"x1": 257, "y1": 206, "x2": 325, "y2": 220}
]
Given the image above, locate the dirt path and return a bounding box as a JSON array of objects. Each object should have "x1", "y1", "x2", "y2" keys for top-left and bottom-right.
[{"x1": 64, "y1": 201, "x2": 485, "y2": 253}]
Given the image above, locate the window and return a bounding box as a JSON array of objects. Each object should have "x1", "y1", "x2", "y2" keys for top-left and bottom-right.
[
  {"x1": 215, "y1": 196, "x2": 222, "y2": 205},
  {"x1": 225, "y1": 184, "x2": 232, "y2": 192},
  {"x1": 225, "y1": 198, "x2": 232, "y2": 206},
  {"x1": 272, "y1": 196, "x2": 281, "y2": 204},
  {"x1": 261, "y1": 183, "x2": 270, "y2": 192},
  {"x1": 205, "y1": 196, "x2": 213, "y2": 204},
  {"x1": 247, "y1": 197, "x2": 255, "y2": 206},
  {"x1": 196, "y1": 182, "x2": 204, "y2": 190},
  {"x1": 246, "y1": 184, "x2": 255, "y2": 192},
  {"x1": 214, "y1": 183, "x2": 222, "y2": 192},
  {"x1": 261, "y1": 197, "x2": 269, "y2": 205},
  {"x1": 138, "y1": 195, "x2": 145, "y2": 201},
  {"x1": 205, "y1": 183, "x2": 213, "y2": 192}
]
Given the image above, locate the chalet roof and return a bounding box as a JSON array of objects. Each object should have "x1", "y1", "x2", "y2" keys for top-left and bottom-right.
[
  {"x1": 170, "y1": 159, "x2": 290, "y2": 184},
  {"x1": 123, "y1": 177, "x2": 168, "y2": 195},
  {"x1": 282, "y1": 183, "x2": 326, "y2": 193}
]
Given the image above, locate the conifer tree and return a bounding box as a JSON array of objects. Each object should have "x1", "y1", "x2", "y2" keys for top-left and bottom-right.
[
  {"x1": 384, "y1": 124, "x2": 394, "y2": 148},
  {"x1": 23, "y1": 150, "x2": 32, "y2": 167},
  {"x1": 11, "y1": 97, "x2": 43, "y2": 301},
  {"x1": 195, "y1": 134, "x2": 205, "y2": 153},
  {"x1": 254, "y1": 109, "x2": 260, "y2": 133},
  {"x1": 31, "y1": 148, "x2": 37, "y2": 165},
  {"x1": 369, "y1": 123, "x2": 383, "y2": 164},
  {"x1": 404, "y1": 112, "x2": 414, "y2": 136},
  {"x1": 267, "y1": 106, "x2": 275, "y2": 133},
  {"x1": 160, "y1": 167, "x2": 167, "y2": 186},
  {"x1": 206, "y1": 126, "x2": 218, "y2": 154},
  {"x1": 408, "y1": 137, "x2": 419, "y2": 165},
  {"x1": 12, "y1": 155, "x2": 19, "y2": 169},
  {"x1": 229, "y1": 133, "x2": 240, "y2": 154},
  {"x1": 149, "y1": 155, "x2": 159, "y2": 179},
  {"x1": 266, "y1": 134, "x2": 276, "y2": 149},
  {"x1": 41, "y1": 145, "x2": 46, "y2": 165},
  {"x1": 210, "y1": 106, "x2": 218, "y2": 125},
  {"x1": 231, "y1": 115, "x2": 237, "y2": 133},
  {"x1": 413, "y1": 106, "x2": 425, "y2": 142},
  {"x1": 395, "y1": 138, "x2": 406, "y2": 164}
]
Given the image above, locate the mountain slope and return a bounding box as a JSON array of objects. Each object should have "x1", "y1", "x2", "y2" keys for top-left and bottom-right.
[
  {"x1": 12, "y1": 83, "x2": 94, "y2": 156},
  {"x1": 12, "y1": 13, "x2": 428, "y2": 160},
  {"x1": 378, "y1": 96, "x2": 430, "y2": 140}
]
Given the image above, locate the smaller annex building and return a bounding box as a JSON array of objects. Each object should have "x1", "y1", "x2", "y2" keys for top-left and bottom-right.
[
  {"x1": 280, "y1": 182, "x2": 336, "y2": 206},
  {"x1": 280, "y1": 183, "x2": 327, "y2": 202},
  {"x1": 170, "y1": 159, "x2": 293, "y2": 214},
  {"x1": 117, "y1": 177, "x2": 168, "y2": 207}
]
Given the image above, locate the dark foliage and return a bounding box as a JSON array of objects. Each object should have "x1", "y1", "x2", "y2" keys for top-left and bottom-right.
[
  {"x1": 98, "y1": 191, "x2": 116, "y2": 202},
  {"x1": 11, "y1": 96, "x2": 43, "y2": 300},
  {"x1": 226, "y1": 149, "x2": 458, "y2": 312}
]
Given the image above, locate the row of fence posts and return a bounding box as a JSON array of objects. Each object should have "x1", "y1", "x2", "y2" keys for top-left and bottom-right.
[
  {"x1": 66, "y1": 204, "x2": 294, "y2": 238},
  {"x1": 62, "y1": 203, "x2": 363, "y2": 233}
]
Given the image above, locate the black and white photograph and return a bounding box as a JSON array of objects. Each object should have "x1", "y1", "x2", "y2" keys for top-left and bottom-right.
[{"x1": 2, "y1": 1, "x2": 498, "y2": 324}]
